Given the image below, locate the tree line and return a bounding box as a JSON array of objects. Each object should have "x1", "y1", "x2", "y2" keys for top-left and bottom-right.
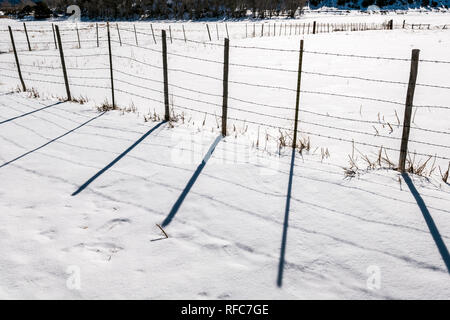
[
  {"x1": 1, "y1": 0, "x2": 308, "y2": 20},
  {"x1": 2, "y1": 0, "x2": 446, "y2": 20}
]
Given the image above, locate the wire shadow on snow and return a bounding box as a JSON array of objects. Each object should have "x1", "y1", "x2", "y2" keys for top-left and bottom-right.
[
  {"x1": 0, "y1": 101, "x2": 63, "y2": 125},
  {"x1": 277, "y1": 148, "x2": 296, "y2": 287},
  {"x1": 402, "y1": 173, "x2": 450, "y2": 273},
  {"x1": 161, "y1": 135, "x2": 223, "y2": 228},
  {"x1": 71, "y1": 121, "x2": 166, "y2": 196},
  {"x1": 0, "y1": 111, "x2": 106, "y2": 169}
]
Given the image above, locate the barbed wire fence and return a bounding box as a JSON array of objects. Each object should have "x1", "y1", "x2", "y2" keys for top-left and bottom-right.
[
  {"x1": 2, "y1": 21, "x2": 450, "y2": 174},
  {"x1": 2, "y1": 17, "x2": 449, "y2": 54}
]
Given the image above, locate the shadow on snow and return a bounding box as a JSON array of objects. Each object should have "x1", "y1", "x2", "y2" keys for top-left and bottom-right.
[{"x1": 72, "y1": 121, "x2": 166, "y2": 196}]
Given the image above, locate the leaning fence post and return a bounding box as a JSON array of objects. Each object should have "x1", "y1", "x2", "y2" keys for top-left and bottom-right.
[
  {"x1": 169, "y1": 25, "x2": 173, "y2": 43},
  {"x1": 162, "y1": 30, "x2": 170, "y2": 121},
  {"x1": 398, "y1": 49, "x2": 420, "y2": 173},
  {"x1": 313, "y1": 21, "x2": 316, "y2": 34},
  {"x1": 55, "y1": 25, "x2": 71, "y2": 101},
  {"x1": 222, "y1": 38, "x2": 229, "y2": 137},
  {"x1": 292, "y1": 40, "x2": 304, "y2": 149},
  {"x1": 206, "y1": 24, "x2": 212, "y2": 41},
  {"x1": 225, "y1": 23, "x2": 229, "y2": 38},
  {"x1": 116, "y1": 23, "x2": 122, "y2": 46},
  {"x1": 182, "y1": 24, "x2": 187, "y2": 42},
  {"x1": 151, "y1": 24, "x2": 157, "y2": 44},
  {"x1": 107, "y1": 22, "x2": 115, "y2": 108},
  {"x1": 8, "y1": 26, "x2": 26, "y2": 92},
  {"x1": 52, "y1": 23, "x2": 57, "y2": 49},
  {"x1": 76, "y1": 24, "x2": 81, "y2": 48},
  {"x1": 134, "y1": 24, "x2": 138, "y2": 45},
  {"x1": 23, "y1": 22, "x2": 31, "y2": 51}
]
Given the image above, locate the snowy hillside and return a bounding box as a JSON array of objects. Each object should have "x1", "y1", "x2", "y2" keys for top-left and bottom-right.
[{"x1": 0, "y1": 12, "x2": 449, "y2": 299}]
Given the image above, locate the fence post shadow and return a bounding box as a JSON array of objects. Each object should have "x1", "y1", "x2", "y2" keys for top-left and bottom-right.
[
  {"x1": 401, "y1": 173, "x2": 450, "y2": 273},
  {"x1": 0, "y1": 111, "x2": 105, "y2": 170},
  {"x1": 161, "y1": 135, "x2": 223, "y2": 228},
  {"x1": 277, "y1": 148, "x2": 296, "y2": 287},
  {"x1": 71, "y1": 121, "x2": 166, "y2": 196},
  {"x1": 0, "y1": 101, "x2": 63, "y2": 125}
]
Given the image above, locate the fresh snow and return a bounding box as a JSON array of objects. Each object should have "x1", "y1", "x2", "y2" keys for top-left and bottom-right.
[{"x1": 0, "y1": 12, "x2": 449, "y2": 299}]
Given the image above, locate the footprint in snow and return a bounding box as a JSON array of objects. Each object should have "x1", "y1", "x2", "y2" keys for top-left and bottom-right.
[{"x1": 97, "y1": 218, "x2": 131, "y2": 232}]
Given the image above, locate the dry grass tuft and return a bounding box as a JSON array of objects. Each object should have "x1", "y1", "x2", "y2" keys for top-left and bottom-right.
[
  {"x1": 71, "y1": 95, "x2": 89, "y2": 105},
  {"x1": 97, "y1": 100, "x2": 118, "y2": 112},
  {"x1": 26, "y1": 87, "x2": 40, "y2": 99},
  {"x1": 144, "y1": 108, "x2": 161, "y2": 122},
  {"x1": 120, "y1": 102, "x2": 137, "y2": 114},
  {"x1": 344, "y1": 143, "x2": 444, "y2": 180},
  {"x1": 439, "y1": 163, "x2": 449, "y2": 184}
]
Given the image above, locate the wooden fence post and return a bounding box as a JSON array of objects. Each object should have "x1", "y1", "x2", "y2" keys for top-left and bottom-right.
[
  {"x1": 96, "y1": 23, "x2": 99, "y2": 47},
  {"x1": 55, "y1": 25, "x2": 71, "y2": 101},
  {"x1": 134, "y1": 24, "x2": 138, "y2": 45},
  {"x1": 206, "y1": 24, "x2": 212, "y2": 41},
  {"x1": 398, "y1": 49, "x2": 420, "y2": 173},
  {"x1": 216, "y1": 24, "x2": 219, "y2": 40},
  {"x1": 23, "y1": 22, "x2": 31, "y2": 51},
  {"x1": 313, "y1": 21, "x2": 316, "y2": 34},
  {"x1": 106, "y1": 22, "x2": 115, "y2": 108},
  {"x1": 162, "y1": 30, "x2": 170, "y2": 121},
  {"x1": 292, "y1": 40, "x2": 304, "y2": 149},
  {"x1": 116, "y1": 23, "x2": 122, "y2": 46},
  {"x1": 182, "y1": 25, "x2": 187, "y2": 42},
  {"x1": 261, "y1": 23, "x2": 264, "y2": 37},
  {"x1": 222, "y1": 37, "x2": 229, "y2": 137},
  {"x1": 151, "y1": 24, "x2": 157, "y2": 44},
  {"x1": 169, "y1": 25, "x2": 173, "y2": 43},
  {"x1": 52, "y1": 23, "x2": 57, "y2": 49},
  {"x1": 8, "y1": 26, "x2": 26, "y2": 92},
  {"x1": 225, "y1": 23, "x2": 229, "y2": 38},
  {"x1": 76, "y1": 25, "x2": 81, "y2": 48}
]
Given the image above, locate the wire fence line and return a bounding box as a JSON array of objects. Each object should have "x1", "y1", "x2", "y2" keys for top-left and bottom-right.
[
  {"x1": 2, "y1": 22, "x2": 450, "y2": 168},
  {"x1": 3, "y1": 20, "x2": 450, "y2": 58}
]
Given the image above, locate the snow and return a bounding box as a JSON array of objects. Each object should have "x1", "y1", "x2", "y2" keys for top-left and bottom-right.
[{"x1": 0, "y1": 12, "x2": 449, "y2": 299}]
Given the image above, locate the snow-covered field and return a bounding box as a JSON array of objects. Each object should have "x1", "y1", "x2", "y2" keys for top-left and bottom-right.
[{"x1": 0, "y1": 12, "x2": 449, "y2": 299}]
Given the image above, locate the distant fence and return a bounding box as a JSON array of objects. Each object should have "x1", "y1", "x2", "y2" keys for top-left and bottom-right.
[
  {"x1": 1, "y1": 21, "x2": 450, "y2": 173},
  {"x1": 1, "y1": 19, "x2": 449, "y2": 54}
]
